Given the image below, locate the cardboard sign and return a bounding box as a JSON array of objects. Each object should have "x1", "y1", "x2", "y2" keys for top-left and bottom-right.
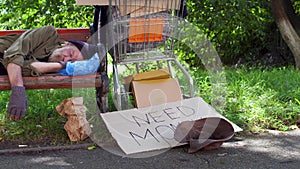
[
  {"x1": 101, "y1": 97, "x2": 242, "y2": 154},
  {"x1": 76, "y1": 0, "x2": 109, "y2": 5},
  {"x1": 76, "y1": 0, "x2": 180, "y2": 8},
  {"x1": 76, "y1": 0, "x2": 181, "y2": 16}
]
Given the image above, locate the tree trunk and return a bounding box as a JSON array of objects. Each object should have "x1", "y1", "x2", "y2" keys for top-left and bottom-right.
[{"x1": 270, "y1": 0, "x2": 300, "y2": 70}]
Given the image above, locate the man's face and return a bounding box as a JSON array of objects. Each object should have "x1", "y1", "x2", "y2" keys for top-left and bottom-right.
[
  {"x1": 49, "y1": 45, "x2": 84, "y2": 62},
  {"x1": 60, "y1": 45, "x2": 84, "y2": 62}
]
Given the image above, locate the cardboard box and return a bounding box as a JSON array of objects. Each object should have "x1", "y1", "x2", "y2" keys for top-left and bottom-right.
[
  {"x1": 133, "y1": 69, "x2": 170, "y2": 81},
  {"x1": 76, "y1": 0, "x2": 180, "y2": 9},
  {"x1": 122, "y1": 69, "x2": 182, "y2": 108},
  {"x1": 132, "y1": 78, "x2": 182, "y2": 108},
  {"x1": 76, "y1": 0, "x2": 181, "y2": 16},
  {"x1": 122, "y1": 69, "x2": 170, "y2": 92}
]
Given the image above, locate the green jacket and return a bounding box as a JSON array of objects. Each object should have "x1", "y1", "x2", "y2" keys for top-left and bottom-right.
[{"x1": 0, "y1": 26, "x2": 64, "y2": 76}]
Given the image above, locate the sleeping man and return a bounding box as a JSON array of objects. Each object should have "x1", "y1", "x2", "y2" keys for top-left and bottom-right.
[{"x1": 0, "y1": 25, "x2": 103, "y2": 121}]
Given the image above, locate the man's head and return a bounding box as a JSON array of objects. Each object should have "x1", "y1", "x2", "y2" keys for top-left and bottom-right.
[{"x1": 49, "y1": 40, "x2": 98, "y2": 62}]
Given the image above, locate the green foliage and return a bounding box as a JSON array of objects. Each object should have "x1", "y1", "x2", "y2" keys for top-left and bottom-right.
[
  {"x1": 190, "y1": 67, "x2": 297, "y2": 132},
  {"x1": 1, "y1": 0, "x2": 299, "y2": 65},
  {"x1": 0, "y1": 0, "x2": 94, "y2": 29},
  {"x1": 293, "y1": 0, "x2": 300, "y2": 14},
  {"x1": 182, "y1": 0, "x2": 274, "y2": 66},
  {"x1": 223, "y1": 67, "x2": 300, "y2": 132},
  {"x1": 190, "y1": 67, "x2": 300, "y2": 132},
  {"x1": 0, "y1": 89, "x2": 72, "y2": 142}
]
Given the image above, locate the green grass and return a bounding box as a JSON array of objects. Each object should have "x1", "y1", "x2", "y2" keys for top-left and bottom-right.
[
  {"x1": 193, "y1": 66, "x2": 300, "y2": 132},
  {"x1": 0, "y1": 89, "x2": 72, "y2": 144},
  {"x1": 0, "y1": 67, "x2": 299, "y2": 144}
]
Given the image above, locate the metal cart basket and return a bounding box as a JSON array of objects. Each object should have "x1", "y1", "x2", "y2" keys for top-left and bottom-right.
[{"x1": 107, "y1": 0, "x2": 194, "y2": 110}]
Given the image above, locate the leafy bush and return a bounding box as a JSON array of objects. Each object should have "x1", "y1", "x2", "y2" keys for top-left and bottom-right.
[
  {"x1": 1, "y1": 0, "x2": 298, "y2": 67},
  {"x1": 294, "y1": 0, "x2": 300, "y2": 14},
  {"x1": 183, "y1": 0, "x2": 274, "y2": 66},
  {"x1": 0, "y1": 0, "x2": 94, "y2": 29}
]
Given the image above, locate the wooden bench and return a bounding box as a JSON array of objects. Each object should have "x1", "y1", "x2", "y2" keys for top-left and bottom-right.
[
  {"x1": 0, "y1": 28, "x2": 91, "y2": 42},
  {"x1": 0, "y1": 28, "x2": 108, "y2": 112}
]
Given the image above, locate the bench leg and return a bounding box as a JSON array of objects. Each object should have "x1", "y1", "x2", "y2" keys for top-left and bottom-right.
[{"x1": 96, "y1": 73, "x2": 110, "y2": 113}]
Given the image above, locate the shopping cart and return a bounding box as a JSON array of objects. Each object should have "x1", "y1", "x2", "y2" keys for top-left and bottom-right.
[{"x1": 106, "y1": 0, "x2": 194, "y2": 110}]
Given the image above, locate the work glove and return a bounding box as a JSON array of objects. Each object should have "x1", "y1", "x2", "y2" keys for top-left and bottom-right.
[{"x1": 7, "y1": 86, "x2": 28, "y2": 121}]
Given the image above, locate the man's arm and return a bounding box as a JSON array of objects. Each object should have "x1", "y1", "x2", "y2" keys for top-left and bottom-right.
[
  {"x1": 7, "y1": 62, "x2": 27, "y2": 121},
  {"x1": 6, "y1": 61, "x2": 63, "y2": 121},
  {"x1": 7, "y1": 63, "x2": 23, "y2": 86},
  {"x1": 30, "y1": 62, "x2": 63, "y2": 73}
]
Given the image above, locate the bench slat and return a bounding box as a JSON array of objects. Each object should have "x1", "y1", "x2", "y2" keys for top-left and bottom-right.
[
  {"x1": 0, "y1": 74, "x2": 102, "y2": 90},
  {"x1": 57, "y1": 28, "x2": 90, "y2": 41},
  {"x1": 0, "y1": 28, "x2": 91, "y2": 42}
]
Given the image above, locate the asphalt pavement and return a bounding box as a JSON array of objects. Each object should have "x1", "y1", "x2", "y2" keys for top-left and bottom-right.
[{"x1": 0, "y1": 130, "x2": 299, "y2": 169}]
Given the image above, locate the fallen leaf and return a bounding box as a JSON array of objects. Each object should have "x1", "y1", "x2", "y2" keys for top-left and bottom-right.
[{"x1": 88, "y1": 145, "x2": 97, "y2": 150}]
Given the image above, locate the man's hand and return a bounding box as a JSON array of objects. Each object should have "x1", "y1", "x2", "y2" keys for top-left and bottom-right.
[{"x1": 7, "y1": 86, "x2": 28, "y2": 121}]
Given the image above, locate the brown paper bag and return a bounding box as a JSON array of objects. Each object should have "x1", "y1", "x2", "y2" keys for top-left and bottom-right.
[{"x1": 56, "y1": 97, "x2": 91, "y2": 141}]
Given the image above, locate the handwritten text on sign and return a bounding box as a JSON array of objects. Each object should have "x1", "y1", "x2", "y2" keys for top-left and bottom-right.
[{"x1": 101, "y1": 97, "x2": 242, "y2": 154}]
